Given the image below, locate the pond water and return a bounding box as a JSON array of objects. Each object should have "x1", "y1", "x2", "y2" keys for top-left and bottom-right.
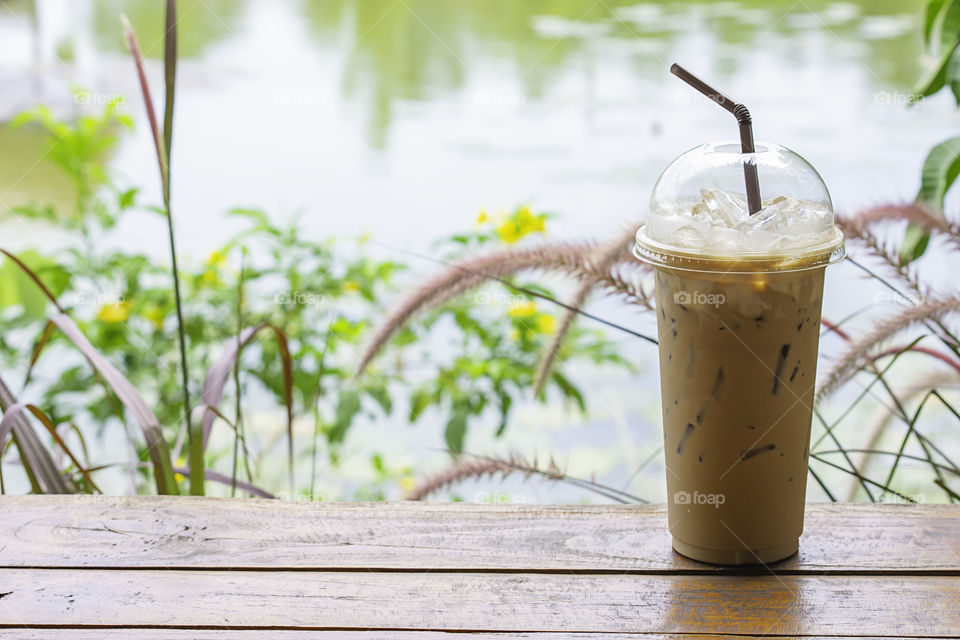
[
  {"x1": 0, "y1": 0, "x2": 957, "y2": 500},
  {"x1": 1, "y1": 0, "x2": 950, "y2": 252}
]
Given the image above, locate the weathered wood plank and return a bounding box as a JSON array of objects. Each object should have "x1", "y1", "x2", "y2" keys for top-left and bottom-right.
[
  {"x1": 0, "y1": 569, "x2": 957, "y2": 635},
  {"x1": 1, "y1": 496, "x2": 957, "y2": 572},
  {"x1": 2, "y1": 633, "x2": 949, "y2": 640},
  {"x1": 6, "y1": 633, "x2": 948, "y2": 640}
]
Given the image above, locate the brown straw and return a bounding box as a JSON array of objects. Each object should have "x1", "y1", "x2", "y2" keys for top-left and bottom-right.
[{"x1": 670, "y1": 63, "x2": 762, "y2": 215}]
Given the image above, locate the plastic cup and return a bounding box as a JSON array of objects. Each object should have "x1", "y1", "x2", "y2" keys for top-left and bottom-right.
[{"x1": 634, "y1": 141, "x2": 845, "y2": 565}]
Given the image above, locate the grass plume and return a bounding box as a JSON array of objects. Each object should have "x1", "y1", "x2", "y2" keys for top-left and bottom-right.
[
  {"x1": 533, "y1": 226, "x2": 640, "y2": 395},
  {"x1": 817, "y1": 294, "x2": 960, "y2": 401},
  {"x1": 406, "y1": 451, "x2": 646, "y2": 504},
  {"x1": 358, "y1": 229, "x2": 651, "y2": 375}
]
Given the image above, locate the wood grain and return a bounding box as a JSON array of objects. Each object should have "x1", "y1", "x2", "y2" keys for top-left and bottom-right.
[
  {"x1": 1, "y1": 497, "x2": 958, "y2": 572},
  {"x1": 2, "y1": 633, "x2": 948, "y2": 640},
  {"x1": 0, "y1": 569, "x2": 957, "y2": 635}
]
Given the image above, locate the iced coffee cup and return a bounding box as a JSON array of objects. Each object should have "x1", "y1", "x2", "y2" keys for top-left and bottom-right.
[
  {"x1": 635, "y1": 66, "x2": 844, "y2": 565},
  {"x1": 636, "y1": 142, "x2": 844, "y2": 564}
]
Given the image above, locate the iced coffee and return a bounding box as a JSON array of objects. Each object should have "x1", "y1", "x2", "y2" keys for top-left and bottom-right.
[{"x1": 635, "y1": 145, "x2": 845, "y2": 564}]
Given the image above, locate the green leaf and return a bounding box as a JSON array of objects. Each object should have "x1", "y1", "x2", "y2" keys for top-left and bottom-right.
[
  {"x1": 900, "y1": 223, "x2": 931, "y2": 263},
  {"x1": 911, "y1": 37, "x2": 960, "y2": 103},
  {"x1": 328, "y1": 389, "x2": 361, "y2": 444},
  {"x1": 228, "y1": 207, "x2": 274, "y2": 230},
  {"x1": 0, "y1": 251, "x2": 71, "y2": 319},
  {"x1": 552, "y1": 370, "x2": 586, "y2": 414},
  {"x1": 949, "y1": 50, "x2": 960, "y2": 105},
  {"x1": 494, "y1": 390, "x2": 512, "y2": 437},
  {"x1": 925, "y1": 0, "x2": 950, "y2": 47},
  {"x1": 918, "y1": 136, "x2": 960, "y2": 210},
  {"x1": 937, "y1": 0, "x2": 960, "y2": 51},
  {"x1": 118, "y1": 188, "x2": 139, "y2": 210},
  {"x1": 444, "y1": 404, "x2": 469, "y2": 453},
  {"x1": 409, "y1": 388, "x2": 432, "y2": 422},
  {"x1": 366, "y1": 384, "x2": 392, "y2": 415}
]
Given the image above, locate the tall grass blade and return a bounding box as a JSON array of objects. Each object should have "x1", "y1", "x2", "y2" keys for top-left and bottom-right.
[
  {"x1": 163, "y1": 0, "x2": 177, "y2": 166},
  {"x1": 23, "y1": 320, "x2": 56, "y2": 388},
  {"x1": 172, "y1": 465, "x2": 275, "y2": 499},
  {"x1": 934, "y1": 478, "x2": 960, "y2": 500},
  {"x1": 1, "y1": 404, "x2": 51, "y2": 493},
  {"x1": 120, "y1": 16, "x2": 167, "y2": 195},
  {"x1": 0, "y1": 249, "x2": 65, "y2": 313},
  {"x1": 0, "y1": 378, "x2": 74, "y2": 494},
  {"x1": 122, "y1": 11, "x2": 194, "y2": 494},
  {"x1": 199, "y1": 323, "x2": 295, "y2": 494},
  {"x1": 4, "y1": 245, "x2": 178, "y2": 494},
  {"x1": 231, "y1": 250, "x2": 246, "y2": 496},
  {"x1": 24, "y1": 405, "x2": 101, "y2": 493},
  {"x1": 50, "y1": 314, "x2": 179, "y2": 494}
]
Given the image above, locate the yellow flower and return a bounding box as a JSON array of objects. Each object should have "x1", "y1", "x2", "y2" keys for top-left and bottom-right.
[
  {"x1": 400, "y1": 475, "x2": 417, "y2": 492},
  {"x1": 144, "y1": 305, "x2": 165, "y2": 331},
  {"x1": 495, "y1": 205, "x2": 546, "y2": 244},
  {"x1": 97, "y1": 300, "x2": 132, "y2": 324},
  {"x1": 206, "y1": 249, "x2": 228, "y2": 269},
  {"x1": 535, "y1": 313, "x2": 557, "y2": 334},
  {"x1": 343, "y1": 280, "x2": 361, "y2": 293},
  {"x1": 475, "y1": 210, "x2": 489, "y2": 226},
  {"x1": 495, "y1": 219, "x2": 521, "y2": 244},
  {"x1": 200, "y1": 269, "x2": 222, "y2": 287},
  {"x1": 515, "y1": 204, "x2": 546, "y2": 233},
  {"x1": 507, "y1": 300, "x2": 537, "y2": 318},
  {"x1": 174, "y1": 457, "x2": 186, "y2": 482}
]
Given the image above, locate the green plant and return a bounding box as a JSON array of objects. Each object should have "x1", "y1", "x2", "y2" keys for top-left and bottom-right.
[
  {"x1": 9, "y1": 95, "x2": 135, "y2": 233},
  {"x1": 363, "y1": 199, "x2": 960, "y2": 505},
  {"x1": 359, "y1": 207, "x2": 642, "y2": 453},
  {"x1": 0, "y1": 27, "x2": 400, "y2": 495},
  {"x1": 903, "y1": 0, "x2": 960, "y2": 259}
]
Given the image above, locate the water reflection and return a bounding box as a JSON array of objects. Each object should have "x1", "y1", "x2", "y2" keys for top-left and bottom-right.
[
  {"x1": 0, "y1": 0, "x2": 933, "y2": 246},
  {"x1": 295, "y1": 0, "x2": 922, "y2": 145},
  {"x1": 90, "y1": 0, "x2": 243, "y2": 58}
]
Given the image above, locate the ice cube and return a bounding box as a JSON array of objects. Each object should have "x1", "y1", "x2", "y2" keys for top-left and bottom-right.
[
  {"x1": 673, "y1": 225, "x2": 704, "y2": 248},
  {"x1": 643, "y1": 189, "x2": 836, "y2": 255},
  {"x1": 700, "y1": 188, "x2": 748, "y2": 226}
]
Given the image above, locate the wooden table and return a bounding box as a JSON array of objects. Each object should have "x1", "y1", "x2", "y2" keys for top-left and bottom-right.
[{"x1": 1, "y1": 497, "x2": 958, "y2": 638}]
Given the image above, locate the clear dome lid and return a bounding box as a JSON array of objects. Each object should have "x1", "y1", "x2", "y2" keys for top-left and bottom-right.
[{"x1": 635, "y1": 141, "x2": 845, "y2": 272}]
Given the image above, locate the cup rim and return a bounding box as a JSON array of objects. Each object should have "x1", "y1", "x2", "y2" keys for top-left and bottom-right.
[{"x1": 633, "y1": 225, "x2": 845, "y2": 274}]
